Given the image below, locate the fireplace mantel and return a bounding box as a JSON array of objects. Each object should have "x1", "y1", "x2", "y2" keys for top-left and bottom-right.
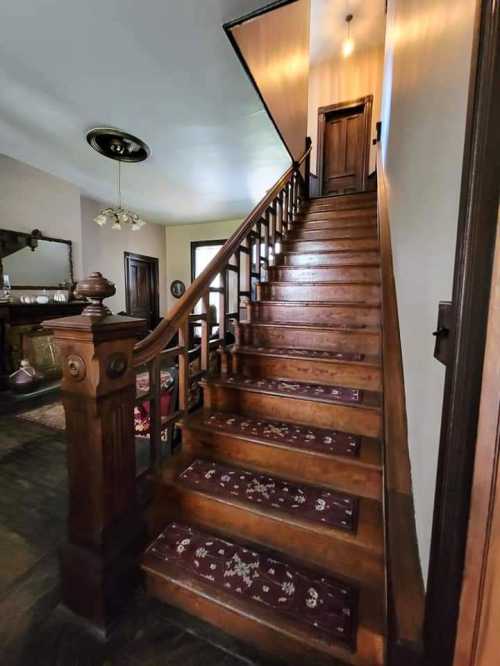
[{"x1": 0, "y1": 301, "x2": 87, "y2": 389}]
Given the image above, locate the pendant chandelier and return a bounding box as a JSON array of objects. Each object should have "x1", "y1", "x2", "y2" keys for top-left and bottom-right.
[
  {"x1": 342, "y1": 13, "x2": 354, "y2": 58},
  {"x1": 86, "y1": 127, "x2": 150, "y2": 231}
]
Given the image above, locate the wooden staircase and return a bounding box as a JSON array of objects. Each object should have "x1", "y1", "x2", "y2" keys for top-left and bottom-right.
[{"x1": 142, "y1": 190, "x2": 387, "y2": 665}]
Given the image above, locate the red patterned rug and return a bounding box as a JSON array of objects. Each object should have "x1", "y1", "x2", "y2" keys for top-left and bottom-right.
[
  {"x1": 202, "y1": 412, "x2": 361, "y2": 457},
  {"x1": 146, "y1": 522, "x2": 357, "y2": 650},
  {"x1": 178, "y1": 459, "x2": 358, "y2": 532},
  {"x1": 223, "y1": 376, "x2": 362, "y2": 403}
]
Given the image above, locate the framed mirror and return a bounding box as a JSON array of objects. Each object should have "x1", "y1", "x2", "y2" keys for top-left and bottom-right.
[{"x1": 0, "y1": 228, "x2": 74, "y2": 290}]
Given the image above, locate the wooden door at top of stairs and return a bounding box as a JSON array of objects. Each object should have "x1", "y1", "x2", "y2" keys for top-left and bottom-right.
[
  {"x1": 318, "y1": 97, "x2": 372, "y2": 196},
  {"x1": 124, "y1": 251, "x2": 159, "y2": 330}
]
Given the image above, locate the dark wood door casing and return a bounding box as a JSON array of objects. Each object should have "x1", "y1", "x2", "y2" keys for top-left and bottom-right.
[
  {"x1": 124, "y1": 252, "x2": 159, "y2": 330},
  {"x1": 317, "y1": 96, "x2": 373, "y2": 197}
]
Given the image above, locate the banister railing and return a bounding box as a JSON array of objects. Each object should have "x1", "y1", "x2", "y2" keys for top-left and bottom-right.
[
  {"x1": 133, "y1": 139, "x2": 312, "y2": 367},
  {"x1": 130, "y1": 138, "x2": 312, "y2": 478},
  {"x1": 43, "y1": 137, "x2": 311, "y2": 631}
]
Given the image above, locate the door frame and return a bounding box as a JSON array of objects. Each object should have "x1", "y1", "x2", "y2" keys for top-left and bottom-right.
[
  {"x1": 316, "y1": 95, "x2": 373, "y2": 196},
  {"x1": 424, "y1": 0, "x2": 500, "y2": 664},
  {"x1": 124, "y1": 251, "x2": 160, "y2": 327}
]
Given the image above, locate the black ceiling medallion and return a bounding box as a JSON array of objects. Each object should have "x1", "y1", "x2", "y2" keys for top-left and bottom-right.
[{"x1": 86, "y1": 127, "x2": 151, "y2": 162}]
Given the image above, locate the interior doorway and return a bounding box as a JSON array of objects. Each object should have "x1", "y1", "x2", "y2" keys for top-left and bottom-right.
[
  {"x1": 124, "y1": 252, "x2": 159, "y2": 330},
  {"x1": 317, "y1": 95, "x2": 372, "y2": 196}
]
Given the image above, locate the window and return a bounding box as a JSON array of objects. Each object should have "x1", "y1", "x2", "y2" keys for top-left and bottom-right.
[{"x1": 191, "y1": 240, "x2": 226, "y2": 334}]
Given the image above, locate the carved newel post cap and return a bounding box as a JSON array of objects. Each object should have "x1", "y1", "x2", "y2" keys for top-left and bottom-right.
[{"x1": 76, "y1": 272, "x2": 116, "y2": 317}]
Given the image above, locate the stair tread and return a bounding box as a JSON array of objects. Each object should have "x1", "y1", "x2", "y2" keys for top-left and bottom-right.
[
  {"x1": 177, "y1": 458, "x2": 359, "y2": 534},
  {"x1": 241, "y1": 319, "x2": 381, "y2": 332},
  {"x1": 274, "y1": 263, "x2": 380, "y2": 269},
  {"x1": 235, "y1": 345, "x2": 380, "y2": 367},
  {"x1": 266, "y1": 280, "x2": 381, "y2": 287},
  {"x1": 183, "y1": 410, "x2": 381, "y2": 466},
  {"x1": 204, "y1": 375, "x2": 381, "y2": 410},
  {"x1": 284, "y1": 248, "x2": 379, "y2": 255},
  {"x1": 255, "y1": 299, "x2": 381, "y2": 311},
  {"x1": 142, "y1": 521, "x2": 365, "y2": 655}
]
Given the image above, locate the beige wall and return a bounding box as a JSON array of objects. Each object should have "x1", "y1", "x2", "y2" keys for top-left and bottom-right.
[
  {"x1": 165, "y1": 219, "x2": 241, "y2": 310},
  {"x1": 232, "y1": 0, "x2": 310, "y2": 160},
  {"x1": 0, "y1": 154, "x2": 83, "y2": 279},
  {"x1": 380, "y1": 0, "x2": 476, "y2": 578},
  {"x1": 81, "y1": 196, "x2": 167, "y2": 315},
  {"x1": 308, "y1": 46, "x2": 385, "y2": 175},
  {"x1": 0, "y1": 154, "x2": 167, "y2": 315}
]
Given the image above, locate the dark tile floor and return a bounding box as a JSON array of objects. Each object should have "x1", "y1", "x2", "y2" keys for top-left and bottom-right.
[{"x1": 0, "y1": 415, "x2": 275, "y2": 666}]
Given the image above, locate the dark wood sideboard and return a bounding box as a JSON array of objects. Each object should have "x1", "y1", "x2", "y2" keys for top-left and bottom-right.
[{"x1": 0, "y1": 301, "x2": 87, "y2": 390}]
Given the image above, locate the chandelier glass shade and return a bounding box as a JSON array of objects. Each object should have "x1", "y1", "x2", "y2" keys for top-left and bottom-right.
[{"x1": 94, "y1": 207, "x2": 146, "y2": 231}]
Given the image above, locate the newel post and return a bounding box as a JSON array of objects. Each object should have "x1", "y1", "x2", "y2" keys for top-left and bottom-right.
[{"x1": 44, "y1": 272, "x2": 147, "y2": 633}]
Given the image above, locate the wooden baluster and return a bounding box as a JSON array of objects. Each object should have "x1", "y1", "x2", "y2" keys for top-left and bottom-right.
[
  {"x1": 304, "y1": 136, "x2": 312, "y2": 202},
  {"x1": 178, "y1": 318, "x2": 189, "y2": 413},
  {"x1": 43, "y1": 272, "x2": 147, "y2": 632},
  {"x1": 255, "y1": 222, "x2": 261, "y2": 283},
  {"x1": 281, "y1": 187, "x2": 287, "y2": 238},
  {"x1": 261, "y1": 216, "x2": 268, "y2": 280},
  {"x1": 268, "y1": 208, "x2": 275, "y2": 266},
  {"x1": 235, "y1": 249, "x2": 241, "y2": 321},
  {"x1": 219, "y1": 271, "x2": 227, "y2": 343},
  {"x1": 200, "y1": 291, "x2": 210, "y2": 374},
  {"x1": 149, "y1": 355, "x2": 162, "y2": 471}
]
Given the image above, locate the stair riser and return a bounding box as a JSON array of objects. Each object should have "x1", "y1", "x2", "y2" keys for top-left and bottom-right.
[
  {"x1": 284, "y1": 238, "x2": 379, "y2": 253},
  {"x1": 308, "y1": 199, "x2": 376, "y2": 210},
  {"x1": 309, "y1": 195, "x2": 376, "y2": 204},
  {"x1": 261, "y1": 283, "x2": 381, "y2": 303},
  {"x1": 242, "y1": 325, "x2": 381, "y2": 355},
  {"x1": 305, "y1": 208, "x2": 376, "y2": 221},
  {"x1": 296, "y1": 217, "x2": 377, "y2": 230},
  {"x1": 281, "y1": 251, "x2": 380, "y2": 268},
  {"x1": 289, "y1": 227, "x2": 377, "y2": 241},
  {"x1": 181, "y1": 428, "x2": 382, "y2": 501},
  {"x1": 144, "y1": 574, "x2": 384, "y2": 666},
  {"x1": 204, "y1": 384, "x2": 382, "y2": 438},
  {"x1": 250, "y1": 302, "x2": 381, "y2": 327},
  {"x1": 233, "y1": 353, "x2": 382, "y2": 391},
  {"x1": 270, "y1": 266, "x2": 381, "y2": 283},
  {"x1": 159, "y1": 484, "x2": 384, "y2": 587}
]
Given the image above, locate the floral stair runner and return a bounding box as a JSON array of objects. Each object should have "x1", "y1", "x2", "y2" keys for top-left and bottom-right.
[
  {"x1": 223, "y1": 376, "x2": 362, "y2": 403},
  {"x1": 178, "y1": 459, "x2": 358, "y2": 532},
  {"x1": 145, "y1": 522, "x2": 358, "y2": 650},
  {"x1": 202, "y1": 412, "x2": 361, "y2": 457},
  {"x1": 238, "y1": 346, "x2": 365, "y2": 361}
]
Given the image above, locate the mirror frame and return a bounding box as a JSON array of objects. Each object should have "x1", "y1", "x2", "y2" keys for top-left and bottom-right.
[{"x1": 0, "y1": 228, "x2": 74, "y2": 290}]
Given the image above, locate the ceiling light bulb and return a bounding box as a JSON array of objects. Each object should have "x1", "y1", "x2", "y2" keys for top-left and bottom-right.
[
  {"x1": 342, "y1": 37, "x2": 354, "y2": 58},
  {"x1": 94, "y1": 213, "x2": 107, "y2": 227},
  {"x1": 111, "y1": 219, "x2": 122, "y2": 231}
]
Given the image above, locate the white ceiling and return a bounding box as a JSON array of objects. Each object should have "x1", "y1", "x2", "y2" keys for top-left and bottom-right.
[
  {"x1": 310, "y1": 0, "x2": 386, "y2": 65},
  {"x1": 0, "y1": 0, "x2": 290, "y2": 225}
]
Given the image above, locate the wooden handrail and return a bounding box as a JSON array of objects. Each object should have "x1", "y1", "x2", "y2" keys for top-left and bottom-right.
[
  {"x1": 377, "y1": 149, "x2": 425, "y2": 662},
  {"x1": 133, "y1": 141, "x2": 312, "y2": 367}
]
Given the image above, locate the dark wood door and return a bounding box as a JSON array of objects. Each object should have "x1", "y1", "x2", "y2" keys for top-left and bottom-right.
[
  {"x1": 323, "y1": 106, "x2": 364, "y2": 194},
  {"x1": 124, "y1": 252, "x2": 159, "y2": 330},
  {"x1": 317, "y1": 96, "x2": 372, "y2": 197}
]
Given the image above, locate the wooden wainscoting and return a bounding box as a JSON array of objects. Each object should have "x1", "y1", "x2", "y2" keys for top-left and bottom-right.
[{"x1": 377, "y1": 151, "x2": 425, "y2": 664}]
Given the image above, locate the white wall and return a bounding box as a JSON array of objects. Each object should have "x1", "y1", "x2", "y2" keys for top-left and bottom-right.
[
  {"x1": 380, "y1": 0, "x2": 476, "y2": 578},
  {"x1": 0, "y1": 154, "x2": 83, "y2": 278},
  {"x1": 308, "y1": 46, "x2": 385, "y2": 174},
  {"x1": 81, "y1": 197, "x2": 167, "y2": 315},
  {"x1": 165, "y1": 219, "x2": 241, "y2": 310}
]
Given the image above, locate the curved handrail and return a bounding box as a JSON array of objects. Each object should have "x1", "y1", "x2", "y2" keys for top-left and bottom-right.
[{"x1": 133, "y1": 143, "x2": 311, "y2": 367}]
